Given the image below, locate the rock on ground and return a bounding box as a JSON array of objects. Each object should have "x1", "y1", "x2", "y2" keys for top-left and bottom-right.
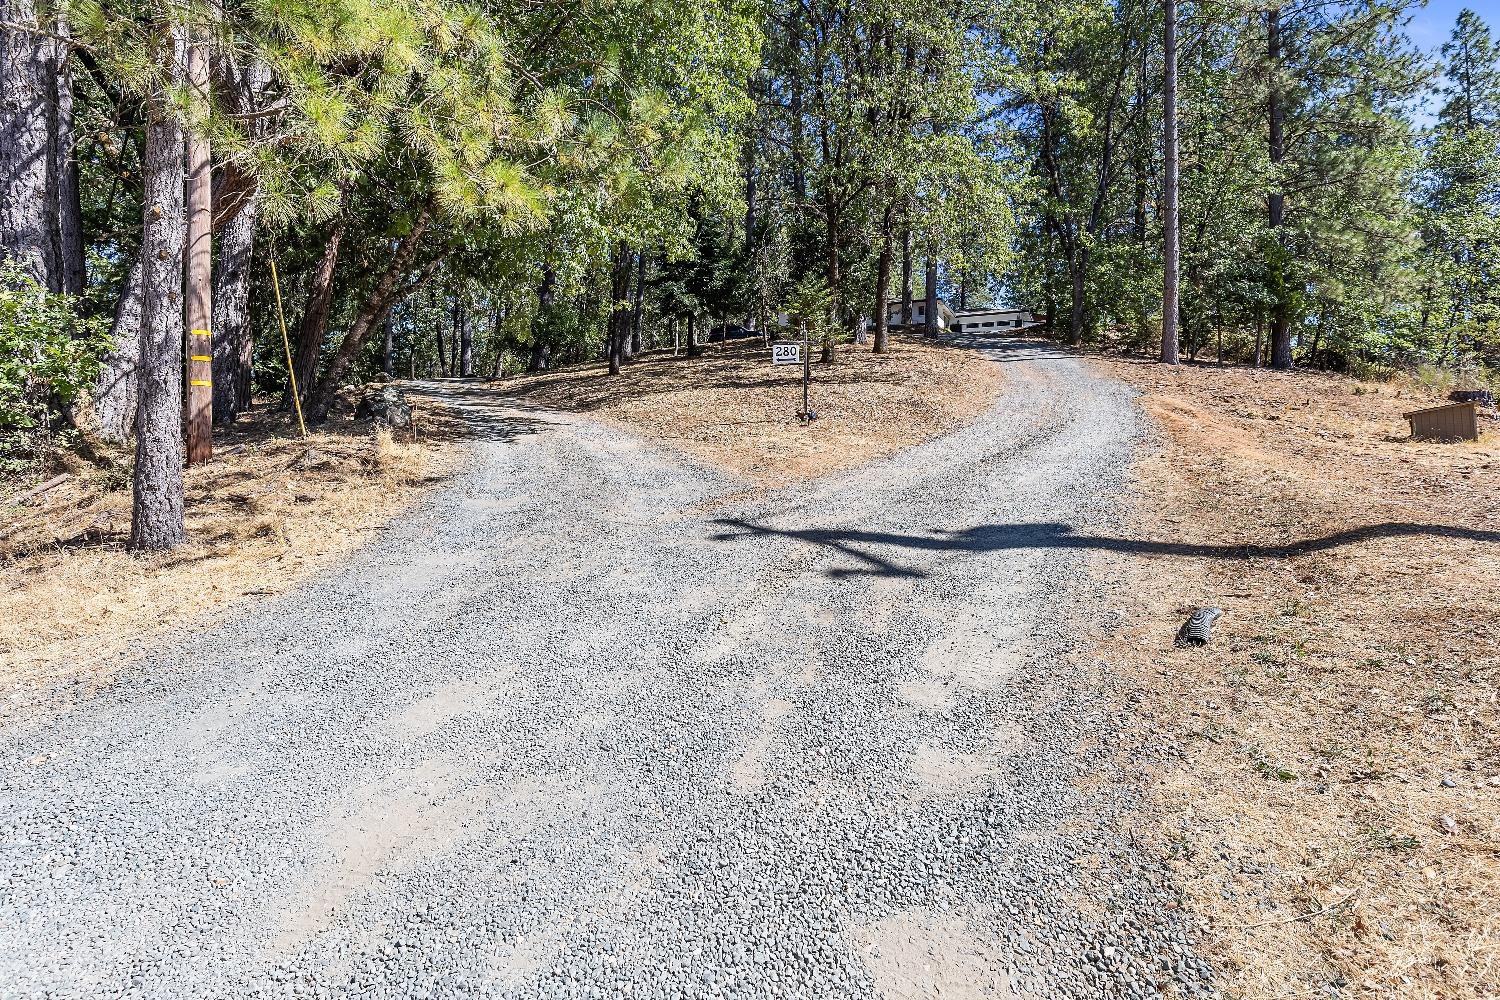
[{"x1": 355, "y1": 385, "x2": 413, "y2": 428}]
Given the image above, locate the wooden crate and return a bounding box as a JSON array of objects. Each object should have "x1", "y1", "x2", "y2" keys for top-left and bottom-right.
[{"x1": 1403, "y1": 401, "x2": 1479, "y2": 442}]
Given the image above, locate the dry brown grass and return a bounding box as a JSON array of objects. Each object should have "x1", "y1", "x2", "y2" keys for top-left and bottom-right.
[
  {"x1": 496, "y1": 334, "x2": 1005, "y2": 484},
  {"x1": 1086, "y1": 355, "x2": 1500, "y2": 999},
  {"x1": 0, "y1": 394, "x2": 460, "y2": 704}
]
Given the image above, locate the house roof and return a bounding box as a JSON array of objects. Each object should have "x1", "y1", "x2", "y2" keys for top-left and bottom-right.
[{"x1": 953, "y1": 306, "x2": 1031, "y2": 317}]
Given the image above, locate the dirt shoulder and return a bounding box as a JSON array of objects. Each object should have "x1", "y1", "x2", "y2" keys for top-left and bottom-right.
[
  {"x1": 0, "y1": 395, "x2": 462, "y2": 705},
  {"x1": 494, "y1": 334, "x2": 1005, "y2": 485},
  {"x1": 1090, "y1": 355, "x2": 1499, "y2": 999}
]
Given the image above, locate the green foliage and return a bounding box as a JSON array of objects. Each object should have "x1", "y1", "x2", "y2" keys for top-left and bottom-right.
[
  {"x1": 785, "y1": 274, "x2": 832, "y2": 325},
  {"x1": 997, "y1": 0, "x2": 1483, "y2": 371},
  {"x1": 52, "y1": 0, "x2": 1500, "y2": 405},
  {"x1": 1365, "y1": 826, "x2": 1420, "y2": 852},
  {"x1": 785, "y1": 273, "x2": 834, "y2": 341},
  {"x1": 0, "y1": 263, "x2": 110, "y2": 433}
]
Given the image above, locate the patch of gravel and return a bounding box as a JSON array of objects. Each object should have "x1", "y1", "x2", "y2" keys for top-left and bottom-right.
[{"x1": 0, "y1": 339, "x2": 1216, "y2": 999}]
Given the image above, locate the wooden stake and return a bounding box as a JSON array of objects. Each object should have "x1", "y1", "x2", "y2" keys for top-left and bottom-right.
[
  {"x1": 184, "y1": 35, "x2": 213, "y2": 464},
  {"x1": 269, "y1": 257, "x2": 308, "y2": 438}
]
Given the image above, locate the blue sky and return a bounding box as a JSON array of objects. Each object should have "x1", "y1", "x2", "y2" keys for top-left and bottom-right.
[
  {"x1": 1406, "y1": 0, "x2": 1496, "y2": 51},
  {"x1": 1407, "y1": 0, "x2": 1500, "y2": 123}
]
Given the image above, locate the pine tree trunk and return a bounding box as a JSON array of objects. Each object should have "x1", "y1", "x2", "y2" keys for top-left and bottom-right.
[
  {"x1": 449, "y1": 300, "x2": 460, "y2": 375},
  {"x1": 211, "y1": 52, "x2": 269, "y2": 423},
  {"x1": 1267, "y1": 6, "x2": 1293, "y2": 371},
  {"x1": 1161, "y1": 0, "x2": 1180, "y2": 364},
  {"x1": 608, "y1": 241, "x2": 630, "y2": 375},
  {"x1": 382, "y1": 314, "x2": 395, "y2": 376},
  {"x1": 900, "y1": 217, "x2": 913, "y2": 329},
  {"x1": 434, "y1": 315, "x2": 448, "y2": 376},
  {"x1": 630, "y1": 251, "x2": 645, "y2": 355},
  {"x1": 130, "y1": 61, "x2": 187, "y2": 551},
  {"x1": 290, "y1": 214, "x2": 345, "y2": 406},
  {"x1": 489, "y1": 305, "x2": 504, "y2": 378},
  {"x1": 1134, "y1": 82, "x2": 1150, "y2": 351},
  {"x1": 528, "y1": 266, "x2": 555, "y2": 372},
  {"x1": 308, "y1": 199, "x2": 435, "y2": 415},
  {"x1": 49, "y1": 18, "x2": 83, "y2": 296},
  {"x1": 743, "y1": 122, "x2": 757, "y2": 249},
  {"x1": 873, "y1": 200, "x2": 894, "y2": 354},
  {"x1": 621, "y1": 250, "x2": 638, "y2": 361},
  {"x1": 823, "y1": 192, "x2": 840, "y2": 364},
  {"x1": 459, "y1": 300, "x2": 473, "y2": 377},
  {"x1": 1, "y1": 0, "x2": 57, "y2": 288},
  {"x1": 93, "y1": 257, "x2": 143, "y2": 442},
  {"x1": 1068, "y1": 255, "x2": 1086, "y2": 348},
  {"x1": 211, "y1": 190, "x2": 256, "y2": 424},
  {"x1": 924, "y1": 256, "x2": 938, "y2": 339},
  {"x1": 1307, "y1": 306, "x2": 1327, "y2": 368}
]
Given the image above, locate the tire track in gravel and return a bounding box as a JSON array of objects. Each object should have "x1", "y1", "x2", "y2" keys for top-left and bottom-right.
[{"x1": 0, "y1": 337, "x2": 1218, "y2": 1000}]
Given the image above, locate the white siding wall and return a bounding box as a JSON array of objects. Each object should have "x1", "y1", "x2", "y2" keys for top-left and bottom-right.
[
  {"x1": 953, "y1": 310, "x2": 1034, "y2": 331},
  {"x1": 886, "y1": 303, "x2": 953, "y2": 328}
]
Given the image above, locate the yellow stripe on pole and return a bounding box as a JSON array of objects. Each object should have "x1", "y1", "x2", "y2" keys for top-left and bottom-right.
[
  {"x1": 191, "y1": 355, "x2": 211, "y2": 362},
  {"x1": 190, "y1": 379, "x2": 211, "y2": 387},
  {"x1": 191, "y1": 329, "x2": 212, "y2": 337}
]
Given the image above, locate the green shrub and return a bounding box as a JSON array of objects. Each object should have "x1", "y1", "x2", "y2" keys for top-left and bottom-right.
[
  {"x1": 0, "y1": 261, "x2": 111, "y2": 435},
  {"x1": 1410, "y1": 363, "x2": 1456, "y2": 398},
  {"x1": 1346, "y1": 356, "x2": 1398, "y2": 383},
  {"x1": 1453, "y1": 359, "x2": 1498, "y2": 397}
]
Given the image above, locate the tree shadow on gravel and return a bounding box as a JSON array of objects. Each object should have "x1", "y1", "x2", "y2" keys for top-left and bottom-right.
[
  {"x1": 405, "y1": 382, "x2": 557, "y2": 444},
  {"x1": 940, "y1": 332, "x2": 1077, "y2": 363},
  {"x1": 710, "y1": 518, "x2": 1500, "y2": 580}
]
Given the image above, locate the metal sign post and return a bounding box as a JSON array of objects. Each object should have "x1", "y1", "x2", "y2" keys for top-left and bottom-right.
[
  {"x1": 771, "y1": 335, "x2": 812, "y2": 424},
  {"x1": 801, "y1": 325, "x2": 811, "y2": 422}
]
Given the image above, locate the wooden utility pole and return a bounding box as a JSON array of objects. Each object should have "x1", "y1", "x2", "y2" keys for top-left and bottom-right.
[
  {"x1": 1160, "y1": 0, "x2": 1180, "y2": 365},
  {"x1": 184, "y1": 35, "x2": 213, "y2": 463}
]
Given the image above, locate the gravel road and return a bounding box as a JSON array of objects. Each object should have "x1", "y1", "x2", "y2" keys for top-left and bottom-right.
[{"x1": 0, "y1": 337, "x2": 1216, "y2": 999}]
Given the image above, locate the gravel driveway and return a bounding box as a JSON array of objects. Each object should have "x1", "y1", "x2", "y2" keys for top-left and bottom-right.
[{"x1": 0, "y1": 337, "x2": 1216, "y2": 999}]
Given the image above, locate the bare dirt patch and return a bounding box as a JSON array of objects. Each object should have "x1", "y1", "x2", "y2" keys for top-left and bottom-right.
[
  {"x1": 1088, "y1": 355, "x2": 1499, "y2": 1000},
  {"x1": 0, "y1": 394, "x2": 460, "y2": 702},
  {"x1": 494, "y1": 335, "x2": 1005, "y2": 485},
  {"x1": 854, "y1": 908, "x2": 1016, "y2": 999}
]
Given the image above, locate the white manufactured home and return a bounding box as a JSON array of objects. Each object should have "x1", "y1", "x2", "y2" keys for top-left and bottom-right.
[
  {"x1": 951, "y1": 307, "x2": 1036, "y2": 332},
  {"x1": 884, "y1": 299, "x2": 958, "y2": 332}
]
